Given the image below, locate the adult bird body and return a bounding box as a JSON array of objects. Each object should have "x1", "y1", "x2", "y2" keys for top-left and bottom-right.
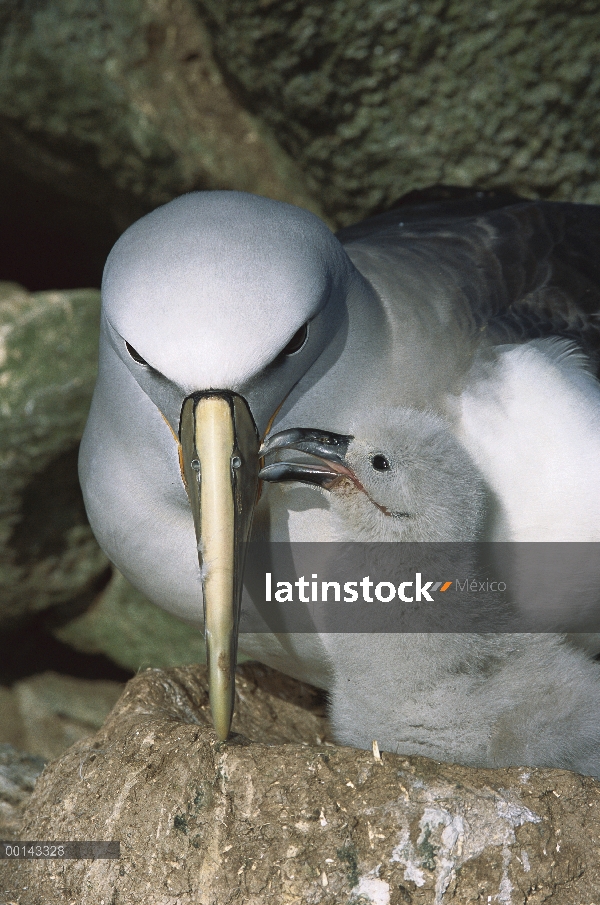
[{"x1": 80, "y1": 187, "x2": 600, "y2": 760}]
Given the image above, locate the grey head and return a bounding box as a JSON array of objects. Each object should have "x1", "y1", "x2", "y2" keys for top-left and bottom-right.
[
  {"x1": 260, "y1": 408, "x2": 487, "y2": 542},
  {"x1": 100, "y1": 190, "x2": 356, "y2": 434}
]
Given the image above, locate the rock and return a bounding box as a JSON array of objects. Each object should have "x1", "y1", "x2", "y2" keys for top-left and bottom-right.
[
  {"x1": 0, "y1": 0, "x2": 324, "y2": 236},
  {"x1": 4, "y1": 1, "x2": 599, "y2": 239},
  {"x1": 0, "y1": 745, "x2": 46, "y2": 841},
  {"x1": 6, "y1": 673, "x2": 124, "y2": 762},
  {"x1": 52, "y1": 568, "x2": 207, "y2": 673},
  {"x1": 0, "y1": 282, "x2": 209, "y2": 675},
  {"x1": 0, "y1": 687, "x2": 25, "y2": 752},
  {"x1": 3, "y1": 663, "x2": 600, "y2": 904},
  {"x1": 0, "y1": 673, "x2": 125, "y2": 762},
  {"x1": 0, "y1": 282, "x2": 109, "y2": 629},
  {"x1": 200, "y1": 0, "x2": 600, "y2": 224}
]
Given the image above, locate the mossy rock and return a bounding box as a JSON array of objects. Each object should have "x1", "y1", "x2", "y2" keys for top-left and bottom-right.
[
  {"x1": 0, "y1": 0, "x2": 323, "y2": 232},
  {"x1": 198, "y1": 0, "x2": 600, "y2": 225},
  {"x1": 0, "y1": 282, "x2": 108, "y2": 626}
]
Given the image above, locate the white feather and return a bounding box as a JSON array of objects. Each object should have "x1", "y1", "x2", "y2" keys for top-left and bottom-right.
[{"x1": 458, "y1": 338, "x2": 600, "y2": 541}]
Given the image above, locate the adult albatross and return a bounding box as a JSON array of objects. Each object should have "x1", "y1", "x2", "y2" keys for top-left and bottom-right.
[{"x1": 79, "y1": 186, "x2": 600, "y2": 742}]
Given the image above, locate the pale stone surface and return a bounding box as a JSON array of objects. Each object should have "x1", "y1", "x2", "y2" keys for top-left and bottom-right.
[
  {"x1": 0, "y1": 688, "x2": 25, "y2": 752},
  {"x1": 9, "y1": 673, "x2": 124, "y2": 763},
  {"x1": 3, "y1": 664, "x2": 599, "y2": 904},
  {"x1": 0, "y1": 673, "x2": 124, "y2": 763}
]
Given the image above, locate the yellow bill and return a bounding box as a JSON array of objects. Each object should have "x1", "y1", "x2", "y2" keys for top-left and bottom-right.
[{"x1": 179, "y1": 392, "x2": 260, "y2": 740}]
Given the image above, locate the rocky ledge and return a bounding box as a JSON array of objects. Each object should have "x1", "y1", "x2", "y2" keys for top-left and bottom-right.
[{"x1": 2, "y1": 662, "x2": 599, "y2": 904}]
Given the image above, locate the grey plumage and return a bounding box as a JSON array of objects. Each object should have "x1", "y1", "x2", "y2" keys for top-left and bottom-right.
[
  {"x1": 325, "y1": 408, "x2": 487, "y2": 542},
  {"x1": 79, "y1": 186, "x2": 600, "y2": 768},
  {"x1": 262, "y1": 340, "x2": 600, "y2": 776},
  {"x1": 325, "y1": 632, "x2": 600, "y2": 777}
]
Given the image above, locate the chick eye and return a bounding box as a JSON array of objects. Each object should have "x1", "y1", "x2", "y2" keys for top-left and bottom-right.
[
  {"x1": 125, "y1": 342, "x2": 149, "y2": 366},
  {"x1": 282, "y1": 323, "x2": 308, "y2": 356},
  {"x1": 371, "y1": 454, "x2": 390, "y2": 471}
]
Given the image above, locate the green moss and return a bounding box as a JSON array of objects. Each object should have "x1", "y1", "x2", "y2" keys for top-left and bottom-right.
[
  {"x1": 173, "y1": 813, "x2": 188, "y2": 834},
  {"x1": 417, "y1": 825, "x2": 436, "y2": 871}
]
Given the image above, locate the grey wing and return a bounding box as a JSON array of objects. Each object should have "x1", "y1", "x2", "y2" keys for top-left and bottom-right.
[{"x1": 337, "y1": 187, "x2": 600, "y2": 375}]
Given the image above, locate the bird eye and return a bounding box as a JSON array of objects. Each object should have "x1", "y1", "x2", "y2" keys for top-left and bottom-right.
[
  {"x1": 282, "y1": 323, "x2": 308, "y2": 356},
  {"x1": 125, "y1": 342, "x2": 149, "y2": 366},
  {"x1": 371, "y1": 454, "x2": 390, "y2": 471}
]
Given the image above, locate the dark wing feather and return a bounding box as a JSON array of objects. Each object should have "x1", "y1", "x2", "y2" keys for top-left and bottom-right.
[
  {"x1": 336, "y1": 185, "x2": 526, "y2": 244},
  {"x1": 338, "y1": 189, "x2": 600, "y2": 375}
]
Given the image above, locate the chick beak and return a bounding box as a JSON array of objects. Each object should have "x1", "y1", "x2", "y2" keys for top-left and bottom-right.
[{"x1": 258, "y1": 427, "x2": 354, "y2": 487}]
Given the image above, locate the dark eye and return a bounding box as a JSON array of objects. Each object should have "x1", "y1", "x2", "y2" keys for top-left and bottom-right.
[
  {"x1": 125, "y1": 342, "x2": 149, "y2": 366},
  {"x1": 282, "y1": 323, "x2": 308, "y2": 356},
  {"x1": 371, "y1": 454, "x2": 390, "y2": 471}
]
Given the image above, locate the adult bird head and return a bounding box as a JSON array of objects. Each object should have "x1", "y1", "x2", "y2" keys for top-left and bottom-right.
[
  {"x1": 86, "y1": 191, "x2": 357, "y2": 739},
  {"x1": 101, "y1": 191, "x2": 353, "y2": 435},
  {"x1": 259, "y1": 409, "x2": 487, "y2": 542}
]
